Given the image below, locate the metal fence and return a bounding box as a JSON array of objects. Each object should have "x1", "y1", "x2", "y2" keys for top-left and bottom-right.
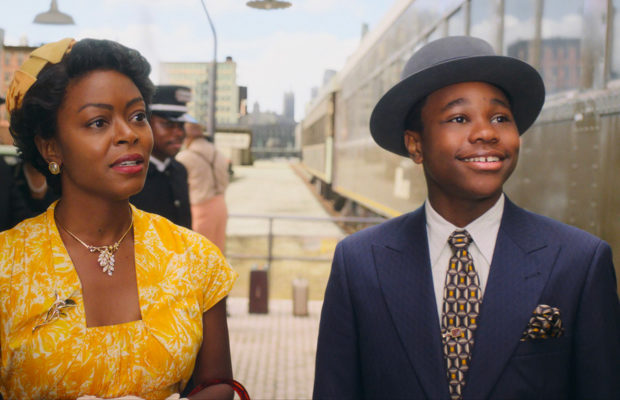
[
  {"x1": 250, "y1": 147, "x2": 301, "y2": 160},
  {"x1": 225, "y1": 213, "x2": 386, "y2": 266}
]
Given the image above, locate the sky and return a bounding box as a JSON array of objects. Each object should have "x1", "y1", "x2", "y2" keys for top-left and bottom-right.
[{"x1": 0, "y1": 0, "x2": 396, "y2": 121}]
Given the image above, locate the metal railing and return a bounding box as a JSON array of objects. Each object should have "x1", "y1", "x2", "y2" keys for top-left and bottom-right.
[
  {"x1": 250, "y1": 147, "x2": 302, "y2": 159},
  {"x1": 226, "y1": 213, "x2": 386, "y2": 265}
]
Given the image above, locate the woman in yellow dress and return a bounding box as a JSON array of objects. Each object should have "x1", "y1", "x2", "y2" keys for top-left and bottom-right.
[{"x1": 0, "y1": 38, "x2": 238, "y2": 399}]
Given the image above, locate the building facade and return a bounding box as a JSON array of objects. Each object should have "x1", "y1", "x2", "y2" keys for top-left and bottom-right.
[
  {"x1": 239, "y1": 101, "x2": 298, "y2": 159},
  {"x1": 283, "y1": 91, "x2": 294, "y2": 122},
  {"x1": 159, "y1": 56, "x2": 240, "y2": 127},
  {"x1": 0, "y1": 29, "x2": 37, "y2": 144}
]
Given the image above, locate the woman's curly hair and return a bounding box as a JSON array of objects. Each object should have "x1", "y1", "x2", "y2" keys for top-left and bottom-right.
[{"x1": 9, "y1": 38, "x2": 155, "y2": 194}]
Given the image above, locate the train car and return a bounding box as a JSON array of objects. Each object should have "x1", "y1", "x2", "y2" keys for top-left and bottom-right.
[
  {"x1": 301, "y1": 79, "x2": 336, "y2": 185},
  {"x1": 300, "y1": 0, "x2": 620, "y2": 289}
]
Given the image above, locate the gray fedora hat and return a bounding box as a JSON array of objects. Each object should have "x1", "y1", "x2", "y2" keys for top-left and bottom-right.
[{"x1": 370, "y1": 36, "x2": 545, "y2": 157}]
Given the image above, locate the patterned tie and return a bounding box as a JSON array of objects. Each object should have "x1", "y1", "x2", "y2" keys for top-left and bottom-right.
[{"x1": 441, "y1": 230, "x2": 482, "y2": 400}]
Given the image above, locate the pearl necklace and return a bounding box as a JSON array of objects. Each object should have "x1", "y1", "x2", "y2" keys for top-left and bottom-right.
[{"x1": 57, "y1": 217, "x2": 133, "y2": 276}]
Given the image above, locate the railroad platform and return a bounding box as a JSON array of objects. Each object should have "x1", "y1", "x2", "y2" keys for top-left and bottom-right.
[
  {"x1": 226, "y1": 159, "x2": 344, "y2": 237},
  {"x1": 224, "y1": 160, "x2": 346, "y2": 300},
  {"x1": 224, "y1": 160, "x2": 332, "y2": 399}
]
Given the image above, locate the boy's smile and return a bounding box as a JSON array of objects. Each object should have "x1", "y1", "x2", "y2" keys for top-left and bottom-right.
[{"x1": 405, "y1": 81, "x2": 520, "y2": 224}]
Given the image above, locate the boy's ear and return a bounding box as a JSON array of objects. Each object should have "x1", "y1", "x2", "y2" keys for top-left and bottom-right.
[
  {"x1": 34, "y1": 136, "x2": 62, "y2": 166},
  {"x1": 404, "y1": 130, "x2": 423, "y2": 164}
]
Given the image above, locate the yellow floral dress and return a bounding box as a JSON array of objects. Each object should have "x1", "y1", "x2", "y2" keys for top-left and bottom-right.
[{"x1": 0, "y1": 203, "x2": 238, "y2": 400}]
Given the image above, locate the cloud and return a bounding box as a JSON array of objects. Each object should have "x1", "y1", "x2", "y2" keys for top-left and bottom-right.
[
  {"x1": 3, "y1": 0, "x2": 384, "y2": 122},
  {"x1": 100, "y1": 0, "x2": 251, "y2": 14},
  {"x1": 504, "y1": 15, "x2": 537, "y2": 46},
  {"x1": 71, "y1": 18, "x2": 357, "y2": 120},
  {"x1": 295, "y1": 0, "x2": 362, "y2": 15},
  {"x1": 541, "y1": 14, "x2": 582, "y2": 39},
  {"x1": 230, "y1": 30, "x2": 358, "y2": 117},
  {"x1": 71, "y1": 23, "x2": 188, "y2": 85}
]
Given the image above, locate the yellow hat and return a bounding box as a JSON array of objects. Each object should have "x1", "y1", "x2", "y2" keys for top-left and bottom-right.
[{"x1": 6, "y1": 37, "x2": 76, "y2": 114}]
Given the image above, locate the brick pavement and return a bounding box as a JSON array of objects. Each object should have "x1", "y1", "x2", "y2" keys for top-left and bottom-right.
[{"x1": 227, "y1": 297, "x2": 323, "y2": 400}]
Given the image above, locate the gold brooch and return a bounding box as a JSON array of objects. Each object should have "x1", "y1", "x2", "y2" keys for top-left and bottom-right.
[{"x1": 32, "y1": 291, "x2": 78, "y2": 333}]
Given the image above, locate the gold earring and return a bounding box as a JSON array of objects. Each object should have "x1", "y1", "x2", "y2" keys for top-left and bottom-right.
[{"x1": 48, "y1": 161, "x2": 61, "y2": 175}]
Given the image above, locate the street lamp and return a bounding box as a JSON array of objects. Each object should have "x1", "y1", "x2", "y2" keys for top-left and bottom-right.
[
  {"x1": 246, "y1": 0, "x2": 292, "y2": 10},
  {"x1": 200, "y1": 0, "x2": 217, "y2": 138},
  {"x1": 198, "y1": 0, "x2": 289, "y2": 137},
  {"x1": 33, "y1": 0, "x2": 75, "y2": 25}
]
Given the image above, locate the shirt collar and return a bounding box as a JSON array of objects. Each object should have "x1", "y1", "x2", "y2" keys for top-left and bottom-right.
[
  {"x1": 425, "y1": 194, "x2": 505, "y2": 265},
  {"x1": 149, "y1": 156, "x2": 171, "y2": 173}
]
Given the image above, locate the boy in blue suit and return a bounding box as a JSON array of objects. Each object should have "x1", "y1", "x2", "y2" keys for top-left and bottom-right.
[{"x1": 314, "y1": 36, "x2": 620, "y2": 399}]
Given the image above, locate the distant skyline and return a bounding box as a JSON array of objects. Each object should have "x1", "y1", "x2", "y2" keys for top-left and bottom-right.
[{"x1": 0, "y1": 0, "x2": 395, "y2": 120}]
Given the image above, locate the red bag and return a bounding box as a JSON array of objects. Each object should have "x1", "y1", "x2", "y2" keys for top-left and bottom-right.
[{"x1": 188, "y1": 379, "x2": 250, "y2": 400}]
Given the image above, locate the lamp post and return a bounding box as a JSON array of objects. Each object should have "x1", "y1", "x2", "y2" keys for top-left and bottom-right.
[
  {"x1": 246, "y1": 0, "x2": 292, "y2": 10},
  {"x1": 33, "y1": 0, "x2": 75, "y2": 25},
  {"x1": 199, "y1": 0, "x2": 289, "y2": 137},
  {"x1": 200, "y1": 0, "x2": 217, "y2": 138}
]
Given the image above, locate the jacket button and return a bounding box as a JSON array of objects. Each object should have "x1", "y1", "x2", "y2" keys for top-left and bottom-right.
[{"x1": 174, "y1": 199, "x2": 181, "y2": 207}]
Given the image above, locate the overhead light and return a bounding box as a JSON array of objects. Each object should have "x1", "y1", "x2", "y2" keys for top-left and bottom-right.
[
  {"x1": 33, "y1": 0, "x2": 75, "y2": 25},
  {"x1": 246, "y1": 0, "x2": 292, "y2": 10}
]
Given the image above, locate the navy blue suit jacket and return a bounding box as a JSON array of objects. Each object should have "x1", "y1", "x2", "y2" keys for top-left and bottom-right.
[{"x1": 314, "y1": 198, "x2": 620, "y2": 399}]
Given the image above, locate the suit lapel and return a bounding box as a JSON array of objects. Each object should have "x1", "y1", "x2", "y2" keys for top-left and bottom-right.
[
  {"x1": 464, "y1": 199, "x2": 560, "y2": 399},
  {"x1": 373, "y1": 207, "x2": 450, "y2": 400}
]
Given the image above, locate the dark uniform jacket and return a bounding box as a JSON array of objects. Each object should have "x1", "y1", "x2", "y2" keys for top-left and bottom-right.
[
  {"x1": 130, "y1": 159, "x2": 192, "y2": 229},
  {"x1": 0, "y1": 158, "x2": 29, "y2": 232},
  {"x1": 12, "y1": 161, "x2": 59, "y2": 218}
]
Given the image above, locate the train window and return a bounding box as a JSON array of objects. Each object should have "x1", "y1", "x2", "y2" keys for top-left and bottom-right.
[
  {"x1": 579, "y1": 0, "x2": 607, "y2": 89},
  {"x1": 447, "y1": 6, "x2": 466, "y2": 37},
  {"x1": 413, "y1": 0, "x2": 449, "y2": 39},
  {"x1": 427, "y1": 27, "x2": 442, "y2": 43},
  {"x1": 503, "y1": 0, "x2": 536, "y2": 64},
  {"x1": 470, "y1": 0, "x2": 501, "y2": 50},
  {"x1": 610, "y1": 0, "x2": 620, "y2": 81},
  {"x1": 539, "y1": 0, "x2": 583, "y2": 93},
  {"x1": 401, "y1": 3, "x2": 424, "y2": 40},
  {"x1": 388, "y1": 60, "x2": 402, "y2": 88},
  {"x1": 439, "y1": 20, "x2": 449, "y2": 37}
]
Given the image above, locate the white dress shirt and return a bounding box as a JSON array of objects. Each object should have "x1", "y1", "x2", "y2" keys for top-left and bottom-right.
[
  {"x1": 148, "y1": 156, "x2": 171, "y2": 173},
  {"x1": 425, "y1": 194, "x2": 505, "y2": 323}
]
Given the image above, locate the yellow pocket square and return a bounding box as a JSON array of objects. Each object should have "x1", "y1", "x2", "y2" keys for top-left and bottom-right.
[{"x1": 520, "y1": 304, "x2": 564, "y2": 341}]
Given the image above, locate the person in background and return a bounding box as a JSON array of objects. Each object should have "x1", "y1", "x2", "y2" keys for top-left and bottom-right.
[
  {"x1": 313, "y1": 36, "x2": 619, "y2": 399},
  {"x1": 0, "y1": 156, "x2": 15, "y2": 231},
  {"x1": 1, "y1": 37, "x2": 238, "y2": 400},
  {"x1": 130, "y1": 85, "x2": 192, "y2": 229},
  {"x1": 0, "y1": 157, "x2": 29, "y2": 232},
  {"x1": 0, "y1": 95, "x2": 30, "y2": 231},
  {"x1": 12, "y1": 159, "x2": 59, "y2": 218},
  {"x1": 176, "y1": 117, "x2": 230, "y2": 251}
]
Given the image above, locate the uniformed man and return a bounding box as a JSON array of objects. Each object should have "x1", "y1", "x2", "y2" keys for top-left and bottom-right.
[{"x1": 131, "y1": 85, "x2": 192, "y2": 228}]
